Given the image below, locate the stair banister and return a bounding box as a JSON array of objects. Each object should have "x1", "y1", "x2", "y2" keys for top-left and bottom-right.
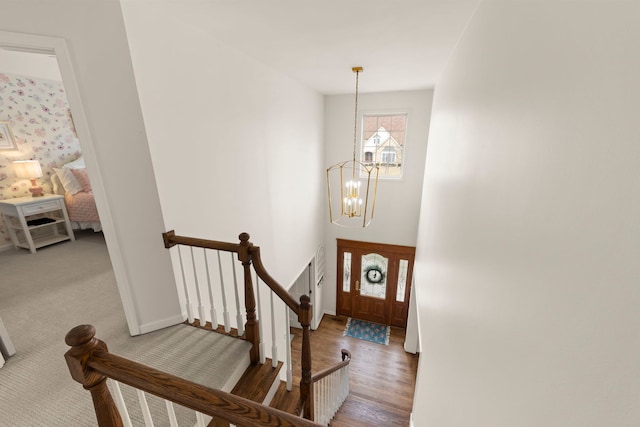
[
  {"x1": 238, "y1": 232, "x2": 259, "y2": 364},
  {"x1": 64, "y1": 325, "x2": 125, "y2": 427},
  {"x1": 309, "y1": 350, "x2": 352, "y2": 425},
  {"x1": 248, "y1": 244, "x2": 314, "y2": 418},
  {"x1": 162, "y1": 230, "x2": 338, "y2": 422},
  {"x1": 310, "y1": 349, "x2": 351, "y2": 383},
  {"x1": 65, "y1": 325, "x2": 322, "y2": 427}
]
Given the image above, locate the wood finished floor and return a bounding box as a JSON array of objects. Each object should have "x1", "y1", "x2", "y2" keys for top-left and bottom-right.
[{"x1": 290, "y1": 315, "x2": 419, "y2": 427}]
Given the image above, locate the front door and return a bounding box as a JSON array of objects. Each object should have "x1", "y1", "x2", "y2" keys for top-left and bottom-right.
[{"x1": 336, "y1": 239, "x2": 415, "y2": 327}]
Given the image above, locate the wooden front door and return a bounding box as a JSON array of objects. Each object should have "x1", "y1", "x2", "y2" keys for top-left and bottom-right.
[{"x1": 336, "y1": 239, "x2": 415, "y2": 327}]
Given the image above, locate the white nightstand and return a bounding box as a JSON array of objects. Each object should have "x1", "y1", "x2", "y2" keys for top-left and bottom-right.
[{"x1": 0, "y1": 194, "x2": 75, "y2": 254}]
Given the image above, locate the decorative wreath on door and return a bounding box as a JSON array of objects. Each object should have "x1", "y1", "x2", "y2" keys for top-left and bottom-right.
[{"x1": 364, "y1": 265, "x2": 385, "y2": 284}]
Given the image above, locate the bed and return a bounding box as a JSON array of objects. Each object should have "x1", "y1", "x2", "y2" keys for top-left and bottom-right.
[{"x1": 51, "y1": 156, "x2": 102, "y2": 232}]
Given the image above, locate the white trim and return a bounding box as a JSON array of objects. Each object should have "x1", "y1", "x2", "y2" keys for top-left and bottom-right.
[
  {"x1": 358, "y1": 109, "x2": 411, "y2": 182},
  {"x1": 404, "y1": 276, "x2": 421, "y2": 354},
  {"x1": 0, "y1": 31, "x2": 141, "y2": 335},
  {"x1": 138, "y1": 314, "x2": 185, "y2": 335},
  {"x1": 0, "y1": 243, "x2": 14, "y2": 253}
]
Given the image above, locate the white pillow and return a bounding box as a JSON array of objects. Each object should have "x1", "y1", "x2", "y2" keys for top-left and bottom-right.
[
  {"x1": 63, "y1": 156, "x2": 85, "y2": 169},
  {"x1": 50, "y1": 173, "x2": 65, "y2": 195},
  {"x1": 54, "y1": 167, "x2": 83, "y2": 195}
]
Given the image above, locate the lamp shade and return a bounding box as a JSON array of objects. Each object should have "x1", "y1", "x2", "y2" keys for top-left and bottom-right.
[{"x1": 13, "y1": 160, "x2": 43, "y2": 179}]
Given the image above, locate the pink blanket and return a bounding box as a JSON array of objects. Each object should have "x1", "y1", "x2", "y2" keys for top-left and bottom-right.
[{"x1": 64, "y1": 191, "x2": 100, "y2": 223}]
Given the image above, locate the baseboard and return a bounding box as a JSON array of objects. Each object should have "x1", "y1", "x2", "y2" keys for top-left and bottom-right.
[
  {"x1": 0, "y1": 244, "x2": 15, "y2": 253},
  {"x1": 137, "y1": 313, "x2": 185, "y2": 335}
]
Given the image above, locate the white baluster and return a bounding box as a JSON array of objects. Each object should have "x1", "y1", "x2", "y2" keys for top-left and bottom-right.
[
  {"x1": 164, "y1": 400, "x2": 178, "y2": 427},
  {"x1": 330, "y1": 374, "x2": 335, "y2": 423},
  {"x1": 341, "y1": 366, "x2": 346, "y2": 401},
  {"x1": 333, "y1": 371, "x2": 338, "y2": 417},
  {"x1": 329, "y1": 372, "x2": 334, "y2": 419},
  {"x1": 231, "y1": 254, "x2": 244, "y2": 336},
  {"x1": 191, "y1": 247, "x2": 207, "y2": 327},
  {"x1": 204, "y1": 249, "x2": 219, "y2": 330},
  {"x1": 313, "y1": 382, "x2": 319, "y2": 423},
  {"x1": 336, "y1": 371, "x2": 340, "y2": 416},
  {"x1": 322, "y1": 376, "x2": 327, "y2": 425},
  {"x1": 136, "y1": 389, "x2": 154, "y2": 427},
  {"x1": 195, "y1": 412, "x2": 206, "y2": 427},
  {"x1": 318, "y1": 378, "x2": 323, "y2": 425},
  {"x1": 270, "y1": 290, "x2": 278, "y2": 368},
  {"x1": 217, "y1": 250, "x2": 231, "y2": 333},
  {"x1": 285, "y1": 305, "x2": 292, "y2": 391},
  {"x1": 327, "y1": 376, "x2": 331, "y2": 424},
  {"x1": 255, "y1": 271, "x2": 265, "y2": 364},
  {"x1": 177, "y1": 246, "x2": 194, "y2": 324},
  {"x1": 111, "y1": 381, "x2": 133, "y2": 427}
]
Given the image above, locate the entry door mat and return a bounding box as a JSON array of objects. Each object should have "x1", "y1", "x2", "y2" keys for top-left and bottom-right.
[{"x1": 343, "y1": 318, "x2": 390, "y2": 345}]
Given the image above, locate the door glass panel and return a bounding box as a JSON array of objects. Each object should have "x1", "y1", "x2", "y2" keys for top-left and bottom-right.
[
  {"x1": 343, "y1": 252, "x2": 351, "y2": 292},
  {"x1": 360, "y1": 253, "x2": 388, "y2": 299},
  {"x1": 396, "y1": 259, "x2": 409, "y2": 302}
]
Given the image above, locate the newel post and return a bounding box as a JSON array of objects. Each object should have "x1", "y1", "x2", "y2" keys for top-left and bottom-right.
[
  {"x1": 64, "y1": 325, "x2": 124, "y2": 427},
  {"x1": 299, "y1": 294, "x2": 314, "y2": 420},
  {"x1": 238, "y1": 232, "x2": 260, "y2": 364}
]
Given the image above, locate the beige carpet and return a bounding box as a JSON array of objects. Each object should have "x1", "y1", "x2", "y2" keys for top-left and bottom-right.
[{"x1": 0, "y1": 230, "x2": 251, "y2": 426}]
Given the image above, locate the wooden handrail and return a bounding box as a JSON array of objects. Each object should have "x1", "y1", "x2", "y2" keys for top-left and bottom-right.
[
  {"x1": 310, "y1": 349, "x2": 351, "y2": 383},
  {"x1": 163, "y1": 230, "x2": 242, "y2": 253},
  {"x1": 65, "y1": 325, "x2": 321, "y2": 427},
  {"x1": 249, "y1": 245, "x2": 300, "y2": 313}
]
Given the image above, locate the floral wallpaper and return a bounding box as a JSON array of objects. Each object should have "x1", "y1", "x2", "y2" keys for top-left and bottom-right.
[{"x1": 0, "y1": 71, "x2": 81, "y2": 245}]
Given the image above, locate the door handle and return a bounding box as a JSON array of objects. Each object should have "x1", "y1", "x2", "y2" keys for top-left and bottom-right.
[{"x1": 355, "y1": 280, "x2": 360, "y2": 291}]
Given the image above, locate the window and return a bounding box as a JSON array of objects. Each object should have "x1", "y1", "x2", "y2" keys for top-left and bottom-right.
[
  {"x1": 381, "y1": 147, "x2": 396, "y2": 164},
  {"x1": 361, "y1": 113, "x2": 407, "y2": 179}
]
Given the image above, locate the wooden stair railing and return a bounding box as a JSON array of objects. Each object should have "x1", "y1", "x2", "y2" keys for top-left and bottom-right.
[
  {"x1": 64, "y1": 324, "x2": 321, "y2": 427},
  {"x1": 309, "y1": 350, "x2": 352, "y2": 425},
  {"x1": 162, "y1": 230, "x2": 320, "y2": 419}
]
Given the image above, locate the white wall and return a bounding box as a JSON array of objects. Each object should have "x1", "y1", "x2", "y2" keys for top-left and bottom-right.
[
  {"x1": 323, "y1": 90, "x2": 433, "y2": 317},
  {"x1": 413, "y1": 1, "x2": 640, "y2": 425},
  {"x1": 120, "y1": 0, "x2": 324, "y2": 290},
  {"x1": 120, "y1": 1, "x2": 325, "y2": 355},
  {"x1": 0, "y1": 1, "x2": 181, "y2": 335}
]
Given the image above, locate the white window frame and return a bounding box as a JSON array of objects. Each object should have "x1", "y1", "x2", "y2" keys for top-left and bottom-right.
[{"x1": 359, "y1": 111, "x2": 409, "y2": 180}]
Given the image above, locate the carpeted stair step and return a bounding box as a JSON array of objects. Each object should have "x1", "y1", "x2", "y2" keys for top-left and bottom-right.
[{"x1": 207, "y1": 358, "x2": 283, "y2": 427}]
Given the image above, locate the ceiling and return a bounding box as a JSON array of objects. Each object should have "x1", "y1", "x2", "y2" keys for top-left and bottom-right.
[
  {"x1": 2, "y1": 1, "x2": 480, "y2": 95},
  {"x1": 161, "y1": 0, "x2": 480, "y2": 95}
]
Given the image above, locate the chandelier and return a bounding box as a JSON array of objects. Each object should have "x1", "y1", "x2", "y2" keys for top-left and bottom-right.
[{"x1": 326, "y1": 67, "x2": 379, "y2": 228}]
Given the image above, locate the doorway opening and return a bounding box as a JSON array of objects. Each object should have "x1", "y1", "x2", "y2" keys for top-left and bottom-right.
[{"x1": 0, "y1": 31, "x2": 137, "y2": 334}]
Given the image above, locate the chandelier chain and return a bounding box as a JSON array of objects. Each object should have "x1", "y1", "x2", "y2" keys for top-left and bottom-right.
[{"x1": 352, "y1": 69, "x2": 360, "y2": 162}]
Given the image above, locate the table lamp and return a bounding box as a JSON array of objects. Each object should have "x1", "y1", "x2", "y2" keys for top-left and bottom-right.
[{"x1": 14, "y1": 160, "x2": 44, "y2": 197}]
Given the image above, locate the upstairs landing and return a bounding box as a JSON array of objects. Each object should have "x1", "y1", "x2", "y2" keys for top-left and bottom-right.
[{"x1": 109, "y1": 323, "x2": 252, "y2": 425}]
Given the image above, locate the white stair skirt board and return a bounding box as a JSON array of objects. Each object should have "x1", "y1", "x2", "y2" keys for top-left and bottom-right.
[{"x1": 262, "y1": 375, "x2": 283, "y2": 407}]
